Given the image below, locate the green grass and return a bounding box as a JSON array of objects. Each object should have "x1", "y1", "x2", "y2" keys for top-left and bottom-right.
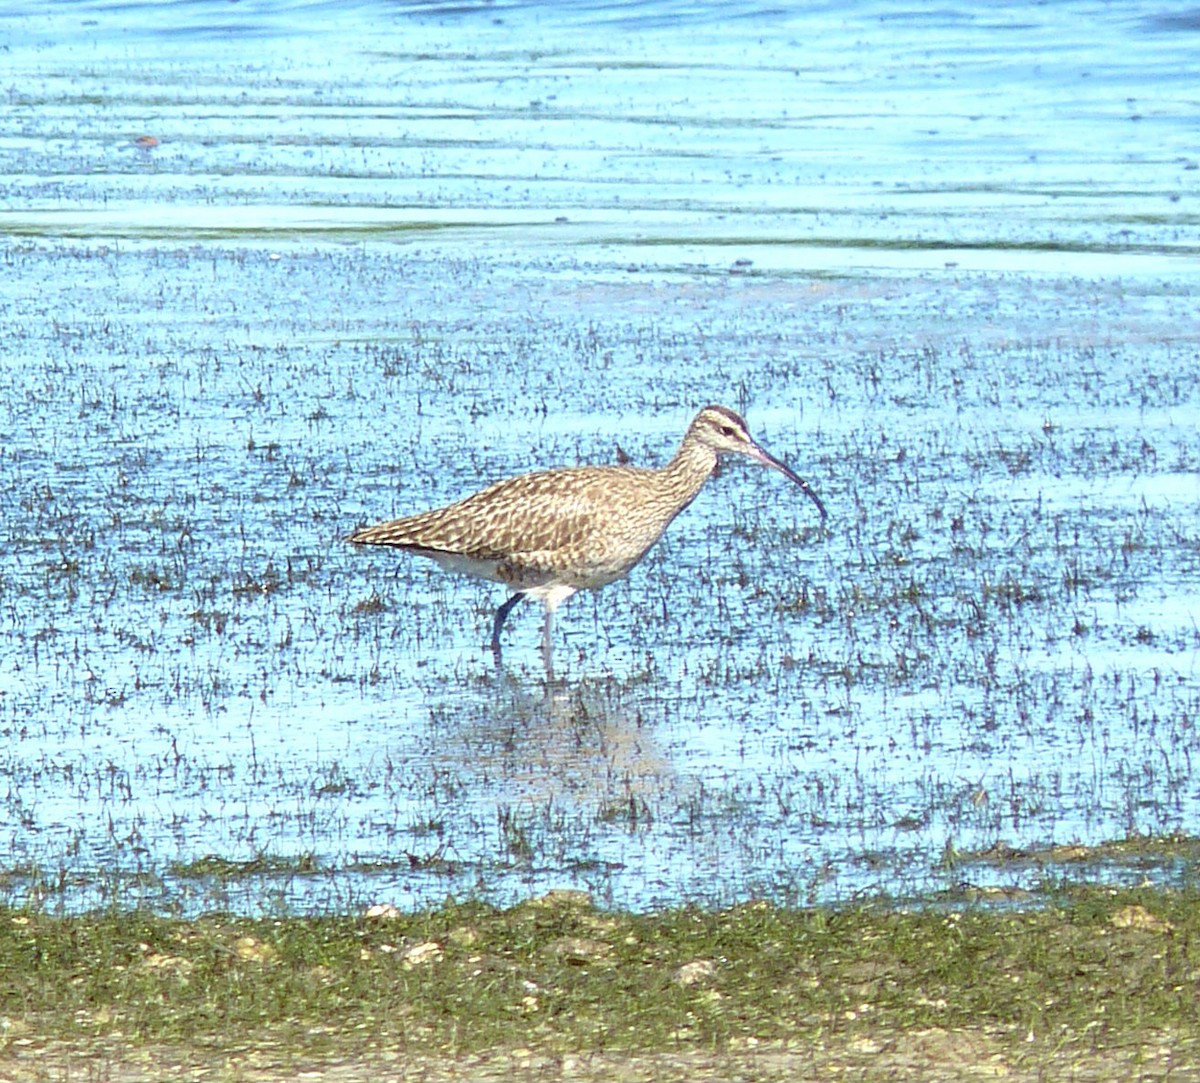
[{"x1": 1, "y1": 888, "x2": 1197, "y2": 1078}]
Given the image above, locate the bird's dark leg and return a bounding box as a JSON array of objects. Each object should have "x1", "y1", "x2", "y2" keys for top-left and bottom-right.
[
  {"x1": 491, "y1": 592, "x2": 526, "y2": 663},
  {"x1": 541, "y1": 607, "x2": 556, "y2": 682}
]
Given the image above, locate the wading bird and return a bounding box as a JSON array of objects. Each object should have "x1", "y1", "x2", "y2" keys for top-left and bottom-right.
[{"x1": 348, "y1": 405, "x2": 826, "y2": 676}]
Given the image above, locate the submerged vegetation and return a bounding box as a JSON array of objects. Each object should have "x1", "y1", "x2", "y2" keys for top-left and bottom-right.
[
  {"x1": 3, "y1": 255, "x2": 1199, "y2": 915},
  {"x1": 4, "y1": 0, "x2": 1198, "y2": 920}
]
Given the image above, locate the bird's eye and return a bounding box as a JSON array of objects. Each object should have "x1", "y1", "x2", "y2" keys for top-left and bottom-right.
[{"x1": 720, "y1": 425, "x2": 735, "y2": 437}]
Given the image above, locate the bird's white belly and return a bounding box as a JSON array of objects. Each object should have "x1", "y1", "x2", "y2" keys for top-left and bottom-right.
[
  {"x1": 423, "y1": 549, "x2": 580, "y2": 610},
  {"x1": 425, "y1": 551, "x2": 505, "y2": 582}
]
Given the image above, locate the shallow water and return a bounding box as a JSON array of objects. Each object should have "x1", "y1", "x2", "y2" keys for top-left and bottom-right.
[{"x1": 1, "y1": 0, "x2": 1198, "y2": 914}]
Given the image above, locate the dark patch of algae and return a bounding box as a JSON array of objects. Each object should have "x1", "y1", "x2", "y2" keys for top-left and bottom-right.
[{"x1": 1, "y1": 886, "x2": 1197, "y2": 1081}]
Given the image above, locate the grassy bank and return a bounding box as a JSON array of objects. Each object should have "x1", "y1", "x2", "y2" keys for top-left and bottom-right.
[{"x1": 1, "y1": 886, "x2": 1197, "y2": 1080}]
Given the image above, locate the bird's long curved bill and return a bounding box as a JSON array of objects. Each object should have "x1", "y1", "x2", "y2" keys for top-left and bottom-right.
[{"x1": 750, "y1": 445, "x2": 828, "y2": 522}]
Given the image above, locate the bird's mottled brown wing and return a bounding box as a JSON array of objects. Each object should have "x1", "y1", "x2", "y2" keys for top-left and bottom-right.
[
  {"x1": 349, "y1": 466, "x2": 634, "y2": 556},
  {"x1": 350, "y1": 452, "x2": 715, "y2": 591}
]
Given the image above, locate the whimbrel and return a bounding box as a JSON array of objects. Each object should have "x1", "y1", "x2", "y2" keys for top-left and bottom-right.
[{"x1": 348, "y1": 405, "x2": 826, "y2": 675}]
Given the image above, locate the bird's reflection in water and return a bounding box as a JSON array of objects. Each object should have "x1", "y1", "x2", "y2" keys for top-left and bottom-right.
[{"x1": 447, "y1": 668, "x2": 673, "y2": 818}]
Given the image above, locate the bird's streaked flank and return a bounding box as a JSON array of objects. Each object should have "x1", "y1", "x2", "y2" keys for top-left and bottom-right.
[{"x1": 348, "y1": 405, "x2": 826, "y2": 676}]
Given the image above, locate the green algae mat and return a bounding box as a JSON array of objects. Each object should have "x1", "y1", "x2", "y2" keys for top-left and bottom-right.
[{"x1": 2, "y1": 888, "x2": 1197, "y2": 1081}]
